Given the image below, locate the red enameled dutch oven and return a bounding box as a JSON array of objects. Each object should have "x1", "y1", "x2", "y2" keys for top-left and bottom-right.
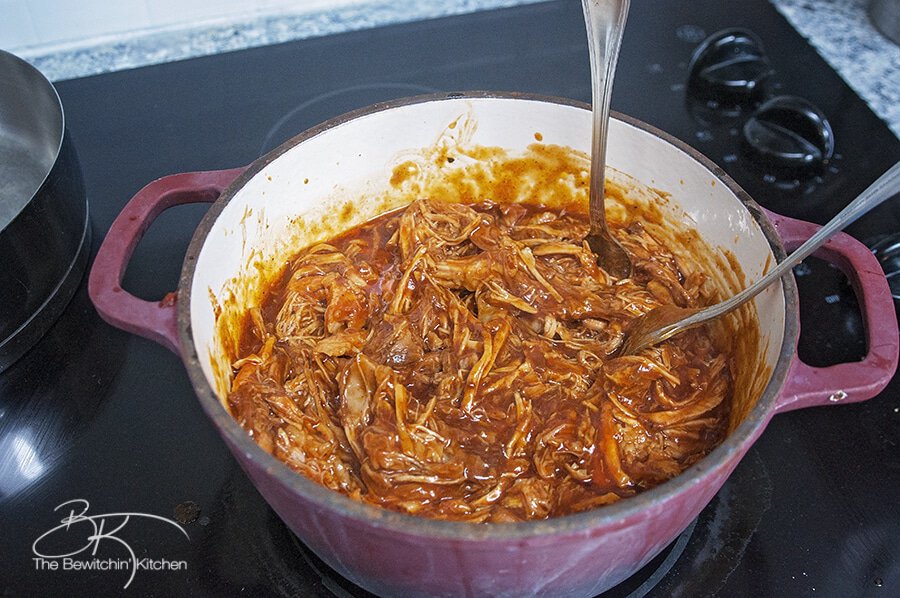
[{"x1": 88, "y1": 93, "x2": 898, "y2": 597}]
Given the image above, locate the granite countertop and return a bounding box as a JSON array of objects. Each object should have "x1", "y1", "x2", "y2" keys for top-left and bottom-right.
[{"x1": 17, "y1": 0, "x2": 900, "y2": 138}]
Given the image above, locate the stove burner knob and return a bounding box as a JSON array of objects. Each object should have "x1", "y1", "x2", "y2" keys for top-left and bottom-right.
[
  {"x1": 868, "y1": 233, "x2": 900, "y2": 302},
  {"x1": 742, "y1": 95, "x2": 834, "y2": 170},
  {"x1": 687, "y1": 28, "x2": 773, "y2": 99}
]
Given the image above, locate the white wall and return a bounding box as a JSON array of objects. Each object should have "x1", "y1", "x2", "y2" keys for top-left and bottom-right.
[{"x1": 0, "y1": 0, "x2": 365, "y2": 54}]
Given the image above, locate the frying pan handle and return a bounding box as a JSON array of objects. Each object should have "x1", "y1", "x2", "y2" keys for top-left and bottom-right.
[
  {"x1": 88, "y1": 168, "x2": 246, "y2": 355},
  {"x1": 766, "y1": 210, "x2": 899, "y2": 414}
]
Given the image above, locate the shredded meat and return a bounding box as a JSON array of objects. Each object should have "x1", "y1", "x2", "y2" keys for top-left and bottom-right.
[{"x1": 227, "y1": 198, "x2": 731, "y2": 522}]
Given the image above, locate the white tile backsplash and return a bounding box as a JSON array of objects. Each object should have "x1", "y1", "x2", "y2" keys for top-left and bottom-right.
[
  {"x1": 25, "y1": 0, "x2": 152, "y2": 46},
  {"x1": 254, "y1": 0, "x2": 359, "y2": 9},
  {"x1": 0, "y1": 0, "x2": 38, "y2": 50},
  {"x1": 146, "y1": 0, "x2": 250, "y2": 29},
  {"x1": 0, "y1": 0, "x2": 370, "y2": 53}
]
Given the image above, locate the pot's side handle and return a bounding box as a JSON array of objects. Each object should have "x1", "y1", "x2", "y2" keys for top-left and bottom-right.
[
  {"x1": 88, "y1": 168, "x2": 246, "y2": 355},
  {"x1": 766, "y1": 210, "x2": 899, "y2": 414}
]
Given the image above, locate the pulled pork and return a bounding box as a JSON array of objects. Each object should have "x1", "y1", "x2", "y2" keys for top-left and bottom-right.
[{"x1": 228, "y1": 198, "x2": 730, "y2": 522}]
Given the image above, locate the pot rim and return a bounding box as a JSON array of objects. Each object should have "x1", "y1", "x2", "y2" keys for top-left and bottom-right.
[
  {"x1": 0, "y1": 48, "x2": 66, "y2": 234},
  {"x1": 177, "y1": 91, "x2": 798, "y2": 541}
]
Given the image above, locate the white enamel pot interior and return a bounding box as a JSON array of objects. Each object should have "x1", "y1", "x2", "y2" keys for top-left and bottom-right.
[{"x1": 178, "y1": 93, "x2": 796, "y2": 597}]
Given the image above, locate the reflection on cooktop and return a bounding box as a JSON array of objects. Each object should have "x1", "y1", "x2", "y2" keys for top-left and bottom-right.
[
  {"x1": 259, "y1": 83, "x2": 441, "y2": 155},
  {"x1": 0, "y1": 279, "x2": 127, "y2": 501}
]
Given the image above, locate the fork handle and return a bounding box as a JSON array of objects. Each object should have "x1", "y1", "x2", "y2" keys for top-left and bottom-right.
[
  {"x1": 671, "y1": 162, "x2": 900, "y2": 334},
  {"x1": 583, "y1": 0, "x2": 630, "y2": 236}
]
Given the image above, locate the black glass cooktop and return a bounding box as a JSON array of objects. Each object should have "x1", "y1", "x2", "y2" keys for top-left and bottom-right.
[{"x1": 2, "y1": 1, "x2": 899, "y2": 596}]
